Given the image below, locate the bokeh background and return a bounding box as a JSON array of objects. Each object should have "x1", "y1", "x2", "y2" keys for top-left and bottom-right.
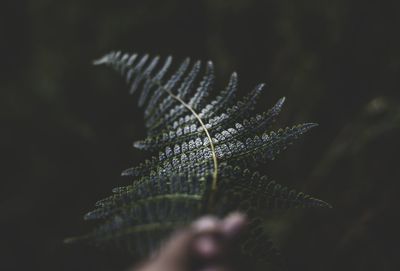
[{"x1": 1, "y1": 0, "x2": 399, "y2": 270}]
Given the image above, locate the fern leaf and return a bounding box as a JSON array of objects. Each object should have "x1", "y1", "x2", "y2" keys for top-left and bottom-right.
[
  {"x1": 133, "y1": 86, "x2": 276, "y2": 152},
  {"x1": 145, "y1": 61, "x2": 202, "y2": 131},
  {"x1": 139, "y1": 56, "x2": 172, "y2": 107},
  {"x1": 144, "y1": 58, "x2": 191, "y2": 129},
  {"x1": 68, "y1": 52, "x2": 330, "y2": 269},
  {"x1": 239, "y1": 218, "x2": 287, "y2": 270}
]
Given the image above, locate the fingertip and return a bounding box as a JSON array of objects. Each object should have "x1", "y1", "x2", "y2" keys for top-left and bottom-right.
[
  {"x1": 222, "y1": 212, "x2": 247, "y2": 239},
  {"x1": 192, "y1": 216, "x2": 220, "y2": 233},
  {"x1": 193, "y1": 235, "x2": 221, "y2": 259},
  {"x1": 191, "y1": 216, "x2": 224, "y2": 260}
]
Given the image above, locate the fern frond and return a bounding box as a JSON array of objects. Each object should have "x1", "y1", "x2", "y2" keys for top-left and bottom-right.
[
  {"x1": 133, "y1": 95, "x2": 285, "y2": 152},
  {"x1": 122, "y1": 122, "x2": 316, "y2": 180},
  {"x1": 144, "y1": 61, "x2": 202, "y2": 131},
  {"x1": 69, "y1": 52, "x2": 330, "y2": 268},
  {"x1": 214, "y1": 165, "x2": 331, "y2": 215},
  {"x1": 240, "y1": 218, "x2": 286, "y2": 270},
  {"x1": 139, "y1": 56, "x2": 172, "y2": 107},
  {"x1": 84, "y1": 174, "x2": 209, "y2": 221}
]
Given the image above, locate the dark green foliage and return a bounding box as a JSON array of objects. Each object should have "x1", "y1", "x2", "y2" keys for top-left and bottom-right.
[{"x1": 67, "y1": 51, "x2": 330, "y2": 267}]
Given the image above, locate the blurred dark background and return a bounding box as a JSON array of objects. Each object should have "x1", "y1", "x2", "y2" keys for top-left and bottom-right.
[{"x1": 1, "y1": 0, "x2": 399, "y2": 270}]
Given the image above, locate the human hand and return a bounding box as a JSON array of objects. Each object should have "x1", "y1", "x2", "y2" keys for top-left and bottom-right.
[{"x1": 133, "y1": 213, "x2": 247, "y2": 271}]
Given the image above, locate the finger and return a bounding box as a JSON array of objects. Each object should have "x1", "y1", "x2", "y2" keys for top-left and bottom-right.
[
  {"x1": 191, "y1": 216, "x2": 223, "y2": 259},
  {"x1": 134, "y1": 214, "x2": 246, "y2": 271},
  {"x1": 221, "y1": 212, "x2": 247, "y2": 240},
  {"x1": 157, "y1": 216, "x2": 221, "y2": 266},
  {"x1": 156, "y1": 228, "x2": 194, "y2": 266},
  {"x1": 192, "y1": 216, "x2": 220, "y2": 234}
]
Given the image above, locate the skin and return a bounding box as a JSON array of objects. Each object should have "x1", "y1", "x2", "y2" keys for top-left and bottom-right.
[{"x1": 132, "y1": 213, "x2": 247, "y2": 271}]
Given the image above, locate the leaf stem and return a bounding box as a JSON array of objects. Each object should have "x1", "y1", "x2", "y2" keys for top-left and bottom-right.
[{"x1": 150, "y1": 78, "x2": 219, "y2": 211}]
